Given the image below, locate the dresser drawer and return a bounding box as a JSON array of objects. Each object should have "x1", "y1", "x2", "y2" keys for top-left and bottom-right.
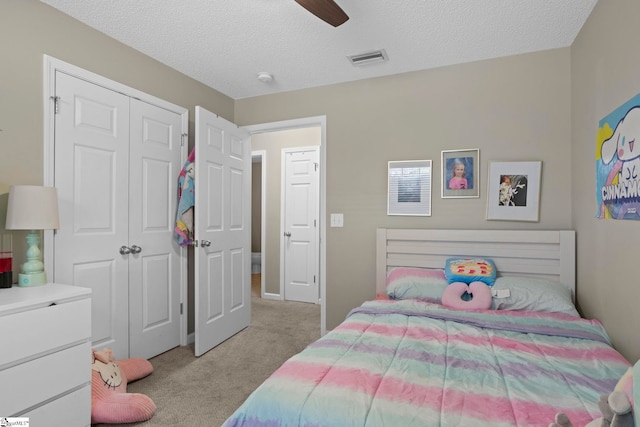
[
  {"x1": 0, "y1": 298, "x2": 91, "y2": 368},
  {"x1": 0, "y1": 342, "x2": 91, "y2": 416},
  {"x1": 25, "y1": 384, "x2": 91, "y2": 427}
]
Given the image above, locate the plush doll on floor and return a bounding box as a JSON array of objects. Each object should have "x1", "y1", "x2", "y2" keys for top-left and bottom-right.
[{"x1": 91, "y1": 348, "x2": 156, "y2": 424}]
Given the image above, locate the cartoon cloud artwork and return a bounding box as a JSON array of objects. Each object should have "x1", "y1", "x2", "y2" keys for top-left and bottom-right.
[{"x1": 597, "y1": 94, "x2": 640, "y2": 220}]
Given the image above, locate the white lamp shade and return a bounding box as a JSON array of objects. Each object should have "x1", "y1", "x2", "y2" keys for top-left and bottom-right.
[{"x1": 6, "y1": 185, "x2": 60, "y2": 230}]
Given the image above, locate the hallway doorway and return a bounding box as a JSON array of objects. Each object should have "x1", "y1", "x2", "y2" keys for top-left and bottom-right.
[{"x1": 246, "y1": 116, "x2": 327, "y2": 335}]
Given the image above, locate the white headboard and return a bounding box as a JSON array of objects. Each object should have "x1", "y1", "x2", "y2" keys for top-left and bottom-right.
[{"x1": 376, "y1": 228, "x2": 576, "y2": 299}]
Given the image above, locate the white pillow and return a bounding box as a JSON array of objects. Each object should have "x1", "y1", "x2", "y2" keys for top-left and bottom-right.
[
  {"x1": 490, "y1": 276, "x2": 579, "y2": 317},
  {"x1": 386, "y1": 267, "x2": 448, "y2": 302}
]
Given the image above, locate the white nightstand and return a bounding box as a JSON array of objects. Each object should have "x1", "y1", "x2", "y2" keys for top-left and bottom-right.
[{"x1": 0, "y1": 283, "x2": 92, "y2": 426}]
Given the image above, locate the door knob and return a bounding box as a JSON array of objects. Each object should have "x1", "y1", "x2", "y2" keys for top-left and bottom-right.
[
  {"x1": 284, "y1": 232, "x2": 291, "y2": 237},
  {"x1": 119, "y1": 246, "x2": 131, "y2": 255},
  {"x1": 130, "y1": 245, "x2": 142, "y2": 254},
  {"x1": 201, "y1": 240, "x2": 211, "y2": 247}
]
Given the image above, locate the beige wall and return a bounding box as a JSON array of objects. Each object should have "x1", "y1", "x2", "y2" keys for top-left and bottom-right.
[
  {"x1": 251, "y1": 127, "x2": 321, "y2": 295},
  {"x1": 571, "y1": 0, "x2": 640, "y2": 363},
  {"x1": 236, "y1": 49, "x2": 573, "y2": 332}
]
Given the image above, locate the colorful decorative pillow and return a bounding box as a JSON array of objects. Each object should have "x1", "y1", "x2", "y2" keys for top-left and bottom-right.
[
  {"x1": 444, "y1": 257, "x2": 497, "y2": 286},
  {"x1": 441, "y1": 281, "x2": 492, "y2": 310},
  {"x1": 490, "y1": 276, "x2": 579, "y2": 316},
  {"x1": 385, "y1": 267, "x2": 448, "y2": 302}
]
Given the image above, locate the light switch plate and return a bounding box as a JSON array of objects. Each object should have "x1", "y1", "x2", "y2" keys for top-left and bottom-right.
[{"x1": 330, "y1": 213, "x2": 344, "y2": 227}]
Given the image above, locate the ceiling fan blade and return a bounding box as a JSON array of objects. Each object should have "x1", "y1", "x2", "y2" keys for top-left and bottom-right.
[{"x1": 294, "y1": 0, "x2": 349, "y2": 27}]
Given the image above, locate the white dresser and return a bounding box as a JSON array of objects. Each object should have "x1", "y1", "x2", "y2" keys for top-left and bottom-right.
[{"x1": 0, "y1": 283, "x2": 92, "y2": 426}]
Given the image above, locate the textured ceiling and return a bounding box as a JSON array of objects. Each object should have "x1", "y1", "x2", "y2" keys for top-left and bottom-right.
[{"x1": 40, "y1": 0, "x2": 598, "y2": 100}]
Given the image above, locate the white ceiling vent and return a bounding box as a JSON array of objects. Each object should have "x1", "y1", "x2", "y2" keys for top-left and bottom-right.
[{"x1": 348, "y1": 49, "x2": 388, "y2": 66}]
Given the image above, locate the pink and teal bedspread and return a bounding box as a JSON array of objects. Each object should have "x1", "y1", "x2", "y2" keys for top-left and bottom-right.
[{"x1": 223, "y1": 299, "x2": 630, "y2": 427}]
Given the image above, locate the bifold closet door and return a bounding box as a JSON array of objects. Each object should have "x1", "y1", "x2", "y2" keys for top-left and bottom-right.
[
  {"x1": 53, "y1": 71, "x2": 183, "y2": 360},
  {"x1": 53, "y1": 71, "x2": 131, "y2": 358},
  {"x1": 128, "y1": 98, "x2": 182, "y2": 360}
]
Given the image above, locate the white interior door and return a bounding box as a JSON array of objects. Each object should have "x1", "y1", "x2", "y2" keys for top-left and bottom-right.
[
  {"x1": 283, "y1": 148, "x2": 319, "y2": 303},
  {"x1": 194, "y1": 106, "x2": 251, "y2": 357},
  {"x1": 53, "y1": 71, "x2": 131, "y2": 358},
  {"x1": 128, "y1": 98, "x2": 183, "y2": 359}
]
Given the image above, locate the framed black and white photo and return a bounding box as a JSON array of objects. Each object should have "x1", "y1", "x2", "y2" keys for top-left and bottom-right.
[
  {"x1": 387, "y1": 160, "x2": 432, "y2": 216},
  {"x1": 441, "y1": 149, "x2": 479, "y2": 198},
  {"x1": 486, "y1": 161, "x2": 542, "y2": 222}
]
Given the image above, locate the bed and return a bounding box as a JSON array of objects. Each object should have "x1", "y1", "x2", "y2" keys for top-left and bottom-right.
[{"x1": 223, "y1": 229, "x2": 633, "y2": 427}]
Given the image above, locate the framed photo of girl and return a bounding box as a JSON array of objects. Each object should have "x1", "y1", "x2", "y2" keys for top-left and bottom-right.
[
  {"x1": 486, "y1": 160, "x2": 542, "y2": 222},
  {"x1": 441, "y1": 149, "x2": 480, "y2": 198}
]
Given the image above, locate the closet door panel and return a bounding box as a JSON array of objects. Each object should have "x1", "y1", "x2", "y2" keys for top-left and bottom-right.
[
  {"x1": 128, "y1": 99, "x2": 182, "y2": 360},
  {"x1": 53, "y1": 71, "x2": 130, "y2": 359}
]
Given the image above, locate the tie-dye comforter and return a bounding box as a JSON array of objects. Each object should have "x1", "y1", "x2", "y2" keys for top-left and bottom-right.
[{"x1": 223, "y1": 299, "x2": 630, "y2": 427}]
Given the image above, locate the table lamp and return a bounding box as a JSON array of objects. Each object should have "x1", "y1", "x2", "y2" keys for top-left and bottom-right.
[{"x1": 5, "y1": 185, "x2": 60, "y2": 287}]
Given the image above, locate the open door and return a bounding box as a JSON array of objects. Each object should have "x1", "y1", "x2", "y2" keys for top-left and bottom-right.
[{"x1": 194, "y1": 106, "x2": 251, "y2": 357}]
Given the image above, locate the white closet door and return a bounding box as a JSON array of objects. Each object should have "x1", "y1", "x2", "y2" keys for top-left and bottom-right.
[
  {"x1": 128, "y1": 99, "x2": 182, "y2": 359},
  {"x1": 53, "y1": 71, "x2": 131, "y2": 358},
  {"x1": 194, "y1": 106, "x2": 251, "y2": 357}
]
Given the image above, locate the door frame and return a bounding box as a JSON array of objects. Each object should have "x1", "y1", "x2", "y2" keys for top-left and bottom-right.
[
  {"x1": 244, "y1": 116, "x2": 327, "y2": 335},
  {"x1": 41, "y1": 55, "x2": 189, "y2": 348}
]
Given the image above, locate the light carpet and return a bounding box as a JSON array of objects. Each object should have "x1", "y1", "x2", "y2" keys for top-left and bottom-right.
[{"x1": 94, "y1": 296, "x2": 321, "y2": 426}]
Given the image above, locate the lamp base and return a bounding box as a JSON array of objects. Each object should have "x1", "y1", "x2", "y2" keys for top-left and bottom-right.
[{"x1": 18, "y1": 272, "x2": 47, "y2": 287}]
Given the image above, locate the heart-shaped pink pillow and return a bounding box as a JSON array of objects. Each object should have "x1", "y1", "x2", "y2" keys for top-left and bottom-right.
[{"x1": 442, "y1": 281, "x2": 492, "y2": 310}]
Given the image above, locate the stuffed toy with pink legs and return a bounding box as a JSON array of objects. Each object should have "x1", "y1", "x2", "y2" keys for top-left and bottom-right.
[{"x1": 91, "y1": 348, "x2": 156, "y2": 424}]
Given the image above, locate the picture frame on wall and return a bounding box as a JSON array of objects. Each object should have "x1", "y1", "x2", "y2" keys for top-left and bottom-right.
[
  {"x1": 486, "y1": 161, "x2": 542, "y2": 222},
  {"x1": 387, "y1": 160, "x2": 432, "y2": 216},
  {"x1": 441, "y1": 149, "x2": 480, "y2": 198}
]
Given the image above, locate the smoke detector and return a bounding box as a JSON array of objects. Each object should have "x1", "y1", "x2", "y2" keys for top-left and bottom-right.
[
  {"x1": 257, "y1": 72, "x2": 273, "y2": 83},
  {"x1": 348, "y1": 49, "x2": 388, "y2": 67}
]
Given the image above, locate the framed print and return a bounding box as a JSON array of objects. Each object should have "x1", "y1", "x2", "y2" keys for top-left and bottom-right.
[
  {"x1": 486, "y1": 161, "x2": 542, "y2": 222},
  {"x1": 441, "y1": 149, "x2": 480, "y2": 198},
  {"x1": 387, "y1": 160, "x2": 432, "y2": 216}
]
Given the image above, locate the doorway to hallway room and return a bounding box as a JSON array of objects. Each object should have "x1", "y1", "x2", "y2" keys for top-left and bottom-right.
[
  {"x1": 251, "y1": 150, "x2": 265, "y2": 299},
  {"x1": 246, "y1": 116, "x2": 327, "y2": 336},
  {"x1": 250, "y1": 128, "x2": 320, "y2": 302}
]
